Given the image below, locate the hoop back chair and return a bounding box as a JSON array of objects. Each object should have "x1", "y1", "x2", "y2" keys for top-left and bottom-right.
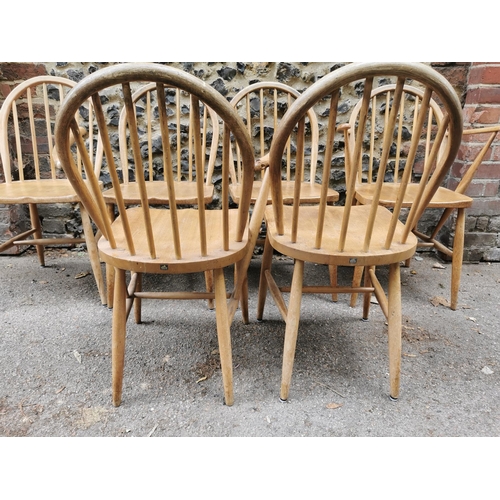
[
  {"x1": 230, "y1": 82, "x2": 341, "y2": 303},
  {"x1": 104, "y1": 81, "x2": 220, "y2": 207},
  {"x1": 257, "y1": 62, "x2": 463, "y2": 401},
  {"x1": 0, "y1": 75, "x2": 106, "y2": 305},
  {"x1": 345, "y1": 84, "x2": 500, "y2": 310},
  {"x1": 229, "y1": 81, "x2": 339, "y2": 206},
  {"x1": 102, "y1": 82, "x2": 221, "y2": 307},
  {"x1": 54, "y1": 63, "x2": 266, "y2": 407}
]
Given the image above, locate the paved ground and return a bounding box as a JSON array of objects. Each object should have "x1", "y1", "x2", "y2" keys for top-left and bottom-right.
[{"x1": 0, "y1": 246, "x2": 499, "y2": 437}]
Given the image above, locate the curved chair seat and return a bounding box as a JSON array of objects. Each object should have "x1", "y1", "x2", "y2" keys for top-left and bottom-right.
[
  {"x1": 99, "y1": 207, "x2": 249, "y2": 274},
  {"x1": 265, "y1": 204, "x2": 417, "y2": 267},
  {"x1": 103, "y1": 181, "x2": 214, "y2": 206},
  {"x1": 355, "y1": 183, "x2": 473, "y2": 209},
  {"x1": 0, "y1": 179, "x2": 103, "y2": 204},
  {"x1": 230, "y1": 179, "x2": 339, "y2": 206}
]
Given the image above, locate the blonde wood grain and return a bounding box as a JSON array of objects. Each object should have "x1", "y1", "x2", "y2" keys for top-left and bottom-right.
[
  {"x1": 348, "y1": 83, "x2": 500, "y2": 310},
  {"x1": 0, "y1": 75, "x2": 106, "y2": 304},
  {"x1": 258, "y1": 62, "x2": 463, "y2": 401},
  {"x1": 229, "y1": 81, "x2": 339, "y2": 206},
  {"x1": 54, "y1": 63, "x2": 256, "y2": 407}
]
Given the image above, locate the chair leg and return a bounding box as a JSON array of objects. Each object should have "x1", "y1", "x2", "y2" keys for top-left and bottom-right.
[
  {"x1": 387, "y1": 262, "x2": 402, "y2": 401},
  {"x1": 112, "y1": 268, "x2": 127, "y2": 407},
  {"x1": 362, "y1": 265, "x2": 372, "y2": 320},
  {"x1": 214, "y1": 267, "x2": 234, "y2": 406},
  {"x1": 134, "y1": 272, "x2": 142, "y2": 324},
  {"x1": 106, "y1": 264, "x2": 115, "y2": 309},
  {"x1": 450, "y1": 208, "x2": 465, "y2": 311},
  {"x1": 204, "y1": 270, "x2": 215, "y2": 310},
  {"x1": 256, "y1": 235, "x2": 274, "y2": 321},
  {"x1": 28, "y1": 203, "x2": 45, "y2": 266},
  {"x1": 106, "y1": 204, "x2": 115, "y2": 308},
  {"x1": 232, "y1": 263, "x2": 249, "y2": 324},
  {"x1": 80, "y1": 203, "x2": 106, "y2": 306},
  {"x1": 240, "y1": 274, "x2": 249, "y2": 325},
  {"x1": 280, "y1": 259, "x2": 304, "y2": 402},
  {"x1": 329, "y1": 265, "x2": 338, "y2": 302},
  {"x1": 350, "y1": 265, "x2": 364, "y2": 307}
]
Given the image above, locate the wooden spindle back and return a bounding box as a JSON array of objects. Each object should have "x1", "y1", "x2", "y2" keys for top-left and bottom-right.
[
  {"x1": 55, "y1": 63, "x2": 255, "y2": 266},
  {"x1": 346, "y1": 83, "x2": 446, "y2": 186},
  {"x1": 230, "y1": 81, "x2": 319, "y2": 184},
  {"x1": 117, "y1": 82, "x2": 220, "y2": 187},
  {"x1": 268, "y1": 63, "x2": 463, "y2": 254},
  {"x1": 0, "y1": 76, "x2": 101, "y2": 184}
]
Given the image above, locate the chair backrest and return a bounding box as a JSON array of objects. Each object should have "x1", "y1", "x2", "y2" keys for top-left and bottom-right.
[
  {"x1": 117, "y1": 81, "x2": 220, "y2": 186},
  {"x1": 268, "y1": 62, "x2": 463, "y2": 254},
  {"x1": 229, "y1": 81, "x2": 319, "y2": 184},
  {"x1": 345, "y1": 83, "x2": 446, "y2": 185},
  {"x1": 0, "y1": 75, "x2": 101, "y2": 183},
  {"x1": 55, "y1": 63, "x2": 255, "y2": 265}
]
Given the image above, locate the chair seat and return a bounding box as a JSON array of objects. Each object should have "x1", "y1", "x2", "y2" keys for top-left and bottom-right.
[
  {"x1": 98, "y1": 207, "x2": 249, "y2": 274},
  {"x1": 103, "y1": 181, "x2": 214, "y2": 205},
  {"x1": 355, "y1": 183, "x2": 473, "y2": 208},
  {"x1": 230, "y1": 180, "x2": 339, "y2": 205},
  {"x1": 0, "y1": 179, "x2": 103, "y2": 204},
  {"x1": 265, "y1": 203, "x2": 418, "y2": 267}
]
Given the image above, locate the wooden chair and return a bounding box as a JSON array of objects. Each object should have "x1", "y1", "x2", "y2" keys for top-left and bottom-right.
[
  {"x1": 230, "y1": 82, "x2": 340, "y2": 303},
  {"x1": 0, "y1": 75, "x2": 107, "y2": 305},
  {"x1": 256, "y1": 62, "x2": 463, "y2": 401},
  {"x1": 102, "y1": 82, "x2": 221, "y2": 307},
  {"x1": 54, "y1": 62, "x2": 267, "y2": 407},
  {"x1": 229, "y1": 81, "x2": 339, "y2": 206},
  {"x1": 345, "y1": 84, "x2": 500, "y2": 310}
]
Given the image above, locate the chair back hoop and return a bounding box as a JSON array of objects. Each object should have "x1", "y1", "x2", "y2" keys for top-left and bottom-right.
[
  {"x1": 346, "y1": 83, "x2": 446, "y2": 184},
  {"x1": 268, "y1": 62, "x2": 463, "y2": 252},
  {"x1": 0, "y1": 75, "x2": 102, "y2": 184},
  {"x1": 117, "y1": 82, "x2": 220, "y2": 186},
  {"x1": 55, "y1": 63, "x2": 255, "y2": 262},
  {"x1": 230, "y1": 81, "x2": 319, "y2": 183}
]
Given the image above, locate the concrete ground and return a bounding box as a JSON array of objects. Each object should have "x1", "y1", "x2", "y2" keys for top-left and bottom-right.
[{"x1": 0, "y1": 246, "x2": 499, "y2": 437}]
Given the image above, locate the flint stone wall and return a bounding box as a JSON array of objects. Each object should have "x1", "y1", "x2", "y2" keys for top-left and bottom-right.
[{"x1": 1, "y1": 62, "x2": 499, "y2": 262}]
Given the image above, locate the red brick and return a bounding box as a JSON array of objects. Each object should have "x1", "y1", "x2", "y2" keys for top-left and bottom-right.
[
  {"x1": 467, "y1": 198, "x2": 500, "y2": 216},
  {"x1": 466, "y1": 87, "x2": 500, "y2": 105},
  {"x1": 451, "y1": 158, "x2": 500, "y2": 180},
  {"x1": 457, "y1": 143, "x2": 493, "y2": 162},
  {"x1": 0, "y1": 82, "x2": 12, "y2": 100},
  {"x1": 484, "y1": 180, "x2": 500, "y2": 196},
  {"x1": 464, "y1": 106, "x2": 500, "y2": 125},
  {"x1": 0, "y1": 63, "x2": 47, "y2": 82},
  {"x1": 472, "y1": 65, "x2": 500, "y2": 85},
  {"x1": 464, "y1": 181, "x2": 485, "y2": 196},
  {"x1": 467, "y1": 65, "x2": 500, "y2": 85}
]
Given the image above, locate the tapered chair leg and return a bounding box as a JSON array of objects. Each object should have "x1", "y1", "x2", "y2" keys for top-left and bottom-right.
[
  {"x1": 280, "y1": 259, "x2": 304, "y2": 402},
  {"x1": 214, "y1": 267, "x2": 234, "y2": 406},
  {"x1": 106, "y1": 264, "x2": 115, "y2": 309},
  {"x1": 350, "y1": 266, "x2": 364, "y2": 307},
  {"x1": 240, "y1": 274, "x2": 249, "y2": 325},
  {"x1": 362, "y1": 265, "x2": 372, "y2": 320},
  {"x1": 329, "y1": 265, "x2": 338, "y2": 302},
  {"x1": 134, "y1": 272, "x2": 142, "y2": 324},
  {"x1": 205, "y1": 270, "x2": 215, "y2": 310},
  {"x1": 450, "y1": 207, "x2": 465, "y2": 311},
  {"x1": 387, "y1": 262, "x2": 402, "y2": 401},
  {"x1": 112, "y1": 268, "x2": 127, "y2": 407},
  {"x1": 257, "y1": 235, "x2": 274, "y2": 321},
  {"x1": 80, "y1": 204, "x2": 106, "y2": 306},
  {"x1": 29, "y1": 203, "x2": 45, "y2": 266}
]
